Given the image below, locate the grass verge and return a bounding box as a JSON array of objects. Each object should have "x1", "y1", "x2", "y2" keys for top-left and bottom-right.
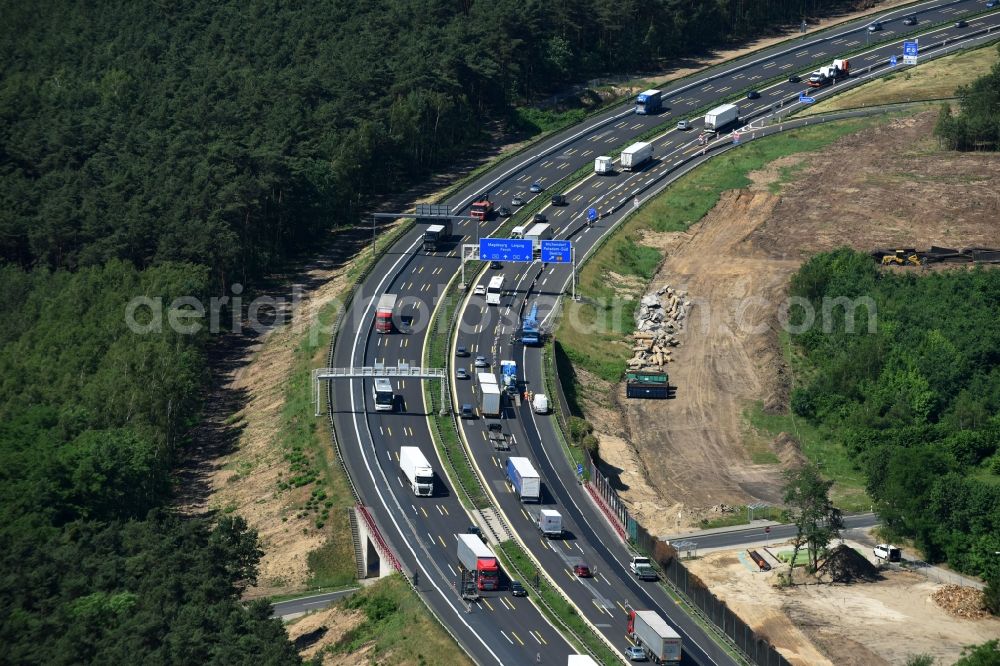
[
  {"x1": 799, "y1": 44, "x2": 998, "y2": 116},
  {"x1": 324, "y1": 574, "x2": 474, "y2": 665},
  {"x1": 496, "y1": 540, "x2": 617, "y2": 664}
]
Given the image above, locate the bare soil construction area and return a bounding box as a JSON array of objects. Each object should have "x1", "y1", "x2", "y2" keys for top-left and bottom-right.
[
  {"x1": 686, "y1": 542, "x2": 1000, "y2": 665},
  {"x1": 596, "y1": 111, "x2": 1000, "y2": 536}
]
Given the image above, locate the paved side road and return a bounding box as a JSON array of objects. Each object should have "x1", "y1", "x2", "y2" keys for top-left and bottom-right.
[{"x1": 269, "y1": 588, "x2": 360, "y2": 620}]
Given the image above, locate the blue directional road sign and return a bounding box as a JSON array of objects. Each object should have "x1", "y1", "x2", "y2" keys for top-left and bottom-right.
[
  {"x1": 890, "y1": 55, "x2": 898, "y2": 68},
  {"x1": 903, "y1": 41, "x2": 918, "y2": 65},
  {"x1": 541, "y1": 240, "x2": 572, "y2": 263},
  {"x1": 587, "y1": 207, "x2": 598, "y2": 222},
  {"x1": 798, "y1": 93, "x2": 816, "y2": 104},
  {"x1": 577, "y1": 463, "x2": 584, "y2": 476},
  {"x1": 479, "y1": 238, "x2": 533, "y2": 262}
]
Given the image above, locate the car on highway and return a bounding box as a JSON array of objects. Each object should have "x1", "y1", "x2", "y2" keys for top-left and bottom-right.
[
  {"x1": 868, "y1": 21, "x2": 882, "y2": 32},
  {"x1": 456, "y1": 344, "x2": 468, "y2": 357},
  {"x1": 510, "y1": 580, "x2": 527, "y2": 597},
  {"x1": 533, "y1": 213, "x2": 547, "y2": 223},
  {"x1": 746, "y1": 90, "x2": 760, "y2": 99},
  {"x1": 489, "y1": 260, "x2": 502, "y2": 269},
  {"x1": 988, "y1": 0, "x2": 998, "y2": 8},
  {"x1": 954, "y1": 19, "x2": 968, "y2": 28},
  {"x1": 473, "y1": 284, "x2": 486, "y2": 296},
  {"x1": 573, "y1": 561, "x2": 591, "y2": 577},
  {"x1": 460, "y1": 403, "x2": 474, "y2": 419},
  {"x1": 676, "y1": 119, "x2": 690, "y2": 130},
  {"x1": 626, "y1": 645, "x2": 647, "y2": 661},
  {"x1": 787, "y1": 74, "x2": 801, "y2": 83},
  {"x1": 496, "y1": 206, "x2": 512, "y2": 217},
  {"x1": 511, "y1": 194, "x2": 525, "y2": 206},
  {"x1": 456, "y1": 368, "x2": 469, "y2": 380},
  {"x1": 474, "y1": 355, "x2": 488, "y2": 368},
  {"x1": 529, "y1": 181, "x2": 543, "y2": 193},
  {"x1": 550, "y1": 194, "x2": 566, "y2": 206},
  {"x1": 903, "y1": 15, "x2": 917, "y2": 25}
]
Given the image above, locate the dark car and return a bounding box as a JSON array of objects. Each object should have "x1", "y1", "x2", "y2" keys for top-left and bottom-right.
[
  {"x1": 573, "y1": 562, "x2": 591, "y2": 577},
  {"x1": 510, "y1": 580, "x2": 527, "y2": 597},
  {"x1": 903, "y1": 15, "x2": 917, "y2": 25},
  {"x1": 489, "y1": 260, "x2": 502, "y2": 269},
  {"x1": 954, "y1": 19, "x2": 968, "y2": 28},
  {"x1": 533, "y1": 213, "x2": 547, "y2": 224},
  {"x1": 456, "y1": 344, "x2": 469, "y2": 357},
  {"x1": 788, "y1": 74, "x2": 801, "y2": 83},
  {"x1": 746, "y1": 90, "x2": 760, "y2": 99},
  {"x1": 467, "y1": 525, "x2": 484, "y2": 541},
  {"x1": 868, "y1": 21, "x2": 882, "y2": 32},
  {"x1": 529, "y1": 181, "x2": 543, "y2": 193},
  {"x1": 511, "y1": 194, "x2": 525, "y2": 206},
  {"x1": 496, "y1": 206, "x2": 512, "y2": 217},
  {"x1": 550, "y1": 194, "x2": 566, "y2": 206},
  {"x1": 988, "y1": 0, "x2": 998, "y2": 8},
  {"x1": 460, "y1": 403, "x2": 475, "y2": 419}
]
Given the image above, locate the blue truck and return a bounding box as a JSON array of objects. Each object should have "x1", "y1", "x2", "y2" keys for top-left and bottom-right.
[
  {"x1": 506, "y1": 457, "x2": 541, "y2": 502},
  {"x1": 522, "y1": 304, "x2": 541, "y2": 346},
  {"x1": 635, "y1": 89, "x2": 663, "y2": 115}
]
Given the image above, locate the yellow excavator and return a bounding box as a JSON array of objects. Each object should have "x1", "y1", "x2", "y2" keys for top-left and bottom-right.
[{"x1": 881, "y1": 250, "x2": 921, "y2": 266}]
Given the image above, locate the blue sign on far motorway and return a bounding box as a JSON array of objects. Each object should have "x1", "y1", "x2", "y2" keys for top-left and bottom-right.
[
  {"x1": 587, "y1": 207, "x2": 598, "y2": 222},
  {"x1": 479, "y1": 238, "x2": 533, "y2": 262},
  {"x1": 890, "y1": 55, "x2": 898, "y2": 67},
  {"x1": 799, "y1": 93, "x2": 816, "y2": 104},
  {"x1": 541, "y1": 240, "x2": 573, "y2": 263}
]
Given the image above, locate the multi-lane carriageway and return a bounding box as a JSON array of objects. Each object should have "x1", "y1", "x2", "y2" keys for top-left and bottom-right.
[{"x1": 328, "y1": 3, "x2": 1000, "y2": 664}]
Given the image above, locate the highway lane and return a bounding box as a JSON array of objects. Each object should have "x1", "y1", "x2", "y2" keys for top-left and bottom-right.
[
  {"x1": 666, "y1": 514, "x2": 881, "y2": 552},
  {"x1": 329, "y1": 6, "x2": 1000, "y2": 663},
  {"x1": 450, "y1": 15, "x2": 1000, "y2": 663}
]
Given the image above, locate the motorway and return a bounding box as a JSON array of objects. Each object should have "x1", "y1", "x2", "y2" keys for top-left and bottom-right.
[{"x1": 325, "y1": 3, "x2": 1000, "y2": 664}]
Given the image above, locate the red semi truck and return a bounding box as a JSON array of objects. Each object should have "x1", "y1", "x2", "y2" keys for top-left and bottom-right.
[
  {"x1": 470, "y1": 194, "x2": 493, "y2": 221},
  {"x1": 456, "y1": 533, "x2": 499, "y2": 591},
  {"x1": 374, "y1": 293, "x2": 397, "y2": 333}
]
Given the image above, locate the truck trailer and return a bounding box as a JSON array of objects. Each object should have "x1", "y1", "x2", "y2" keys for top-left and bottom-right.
[
  {"x1": 399, "y1": 446, "x2": 434, "y2": 497},
  {"x1": 808, "y1": 58, "x2": 850, "y2": 87},
  {"x1": 635, "y1": 89, "x2": 663, "y2": 115},
  {"x1": 506, "y1": 456, "x2": 541, "y2": 502},
  {"x1": 567, "y1": 657, "x2": 600, "y2": 666},
  {"x1": 525, "y1": 223, "x2": 552, "y2": 253},
  {"x1": 478, "y1": 372, "x2": 502, "y2": 417},
  {"x1": 499, "y1": 360, "x2": 518, "y2": 395},
  {"x1": 456, "y1": 533, "x2": 500, "y2": 591},
  {"x1": 594, "y1": 155, "x2": 614, "y2": 175},
  {"x1": 422, "y1": 220, "x2": 451, "y2": 251},
  {"x1": 704, "y1": 103, "x2": 739, "y2": 132},
  {"x1": 374, "y1": 293, "x2": 397, "y2": 333},
  {"x1": 628, "y1": 610, "x2": 682, "y2": 663},
  {"x1": 620, "y1": 142, "x2": 654, "y2": 171},
  {"x1": 538, "y1": 509, "x2": 563, "y2": 538},
  {"x1": 521, "y1": 303, "x2": 541, "y2": 346}
]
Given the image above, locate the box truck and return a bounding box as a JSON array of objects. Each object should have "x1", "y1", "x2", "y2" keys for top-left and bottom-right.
[
  {"x1": 704, "y1": 103, "x2": 739, "y2": 132},
  {"x1": 525, "y1": 223, "x2": 552, "y2": 253},
  {"x1": 594, "y1": 155, "x2": 614, "y2": 175},
  {"x1": 399, "y1": 446, "x2": 434, "y2": 497},
  {"x1": 456, "y1": 533, "x2": 500, "y2": 591},
  {"x1": 499, "y1": 360, "x2": 518, "y2": 395},
  {"x1": 620, "y1": 142, "x2": 653, "y2": 171},
  {"x1": 422, "y1": 220, "x2": 451, "y2": 251},
  {"x1": 506, "y1": 456, "x2": 541, "y2": 502},
  {"x1": 478, "y1": 372, "x2": 502, "y2": 417},
  {"x1": 628, "y1": 610, "x2": 682, "y2": 663},
  {"x1": 635, "y1": 89, "x2": 663, "y2": 115},
  {"x1": 374, "y1": 293, "x2": 397, "y2": 333},
  {"x1": 567, "y1": 657, "x2": 599, "y2": 666},
  {"x1": 538, "y1": 509, "x2": 563, "y2": 538}
]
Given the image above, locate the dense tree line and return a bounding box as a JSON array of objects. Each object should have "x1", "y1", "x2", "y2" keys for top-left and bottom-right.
[
  {"x1": 935, "y1": 44, "x2": 1000, "y2": 151},
  {"x1": 2, "y1": 0, "x2": 870, "y2": 286},
  {"x1": 787, "y1": 249, "x2": 1000, "y2": 594}
]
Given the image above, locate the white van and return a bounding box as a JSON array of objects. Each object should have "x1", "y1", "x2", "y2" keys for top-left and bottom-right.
[
  {"x1": 532, "y1": 393, "x2": 549, "y2": 414},
  {"x1": 510, "y1": 225, "x2": 527, "y2": 239}
]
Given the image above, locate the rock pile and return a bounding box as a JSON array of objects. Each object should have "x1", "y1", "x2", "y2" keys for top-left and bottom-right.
[
  {"x1": 932, "y1": 584, "x2": 989, "y2": 619},
  {"x1": 816, "y1": 544, "x2": 880, "y2": 584},
  {"x1": 628, "y1": 284, "x2": 689, "y2": 372}
]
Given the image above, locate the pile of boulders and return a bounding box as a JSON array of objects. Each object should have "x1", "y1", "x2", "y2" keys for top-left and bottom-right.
[{"x1": 627, "y1": 284, "x2": 690, "y2": 371}]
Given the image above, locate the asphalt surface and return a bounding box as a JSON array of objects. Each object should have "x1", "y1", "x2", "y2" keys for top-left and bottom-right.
[
  {"x1": 271, "y1": 588, "x2": 360, "y2": 618},
  {"x1": 326, "y1": 4, "x2": 1000, "y2": 664}
]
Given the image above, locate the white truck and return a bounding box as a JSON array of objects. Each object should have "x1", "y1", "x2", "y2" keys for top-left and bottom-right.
[
  {"x1": 567, "y1": 657, "x2": 599, "y2": 666},
  {"x1": 399, "y1": 446, "x2": 434, "y2": 497},
  {"x1": 620, "y1": 142, "x2": 653, "y2": 171},
  {"x1": 478, "y1": 372, "x2": 502, "y2": 417},
  {"x1": 628, "y1": 610, "x2": 682, "y2": 663},
  {"x1": 704, "y1": 103, "x2": 739, "y2": 132},
  {"x1": 506, "y1": 456, "x2": 541, "y2": 502},
  {"x1": 538, "y1": 509, "x2": 563, "y2": 538},
  {"x1": 630, "y1": 556, "x2": 658, "y2": 581},
  {"x1": 525, "y1": 223, "x2": 552, "y2": 253},
  {"x1": 594, "y1": 155, "x2": 614, "y2": 175}
]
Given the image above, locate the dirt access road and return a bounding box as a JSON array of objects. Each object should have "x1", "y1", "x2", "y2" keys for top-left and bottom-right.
[{"x1": 598, "y1": 111, "x2": 1000, "y2": 536}]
